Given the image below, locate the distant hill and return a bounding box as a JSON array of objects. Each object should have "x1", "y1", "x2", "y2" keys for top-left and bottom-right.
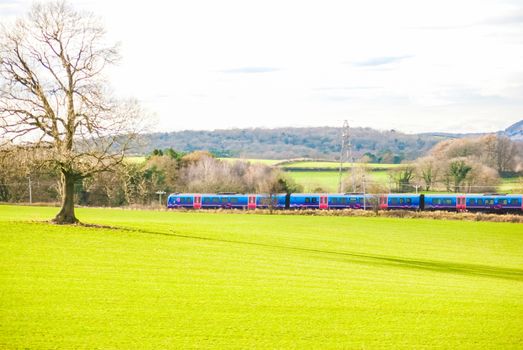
[
  {"x1": 419, "y1": 120, "x2": 523, "y2": 141},
  {"x1": 505, "y1": 120, "x2": 523, "y2": 140},
  {"x1": 134, "y1": 120, "x2": 522, "y2": 162},
  {"x1": 134, "y1": 127, "x2": 447, "y2": 162}
]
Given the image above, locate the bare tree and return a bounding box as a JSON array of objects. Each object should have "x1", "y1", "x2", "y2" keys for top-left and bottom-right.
[
  {"x1": 343, "y1": 165, "x2": 369, "y2": 192},
  {"x1": 387, "y1": 166, "x2": 415, "y2": 193},
  {"x1": 492, "y1": 136, "x2": 517, "y2": 173},
  {"x1": 415, "y1": 156, "x2": 440, "y2": 191},
  {"x1": 0, "y1": 2, "x2": 145, "y2": 223},
  {"x1": 463, "y1": 161, "x2": 499, "y2": 193}
]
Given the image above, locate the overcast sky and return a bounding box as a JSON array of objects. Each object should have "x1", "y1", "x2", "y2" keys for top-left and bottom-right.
[{"x1": 2, "y1": 0, "x2": 523, "y2": 133}]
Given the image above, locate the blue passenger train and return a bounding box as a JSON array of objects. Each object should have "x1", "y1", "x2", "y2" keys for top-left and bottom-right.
[{"x1": 167, "y1": 192, "x2": 523, "y2": 213}]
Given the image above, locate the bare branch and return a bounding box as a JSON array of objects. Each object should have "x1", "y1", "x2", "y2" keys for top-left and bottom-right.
[{"x1": 0, "y1": 1, "x2": 149, "y2": 223}]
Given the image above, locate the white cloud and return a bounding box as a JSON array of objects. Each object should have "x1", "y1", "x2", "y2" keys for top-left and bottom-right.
[{"x1": 2, "y1": 0, "x2": 522, "y2": 133}]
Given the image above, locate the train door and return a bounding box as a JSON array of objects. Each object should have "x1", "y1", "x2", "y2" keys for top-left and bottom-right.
[
  {"x1": 456, "y1": 196, "x2": 466, "y2": 211},
  {"x1": 319, "y1": 195, "x2": 328, "y2": 209},
  {"x1": 248, "y1": 195, "x2": 257, "y2": 210},
  {"x1": 379, "y1": 195, "x2": 388, "y2": 209},
  {"x1": 193, "y1": 195, "x2": 201, "y2": 209}
]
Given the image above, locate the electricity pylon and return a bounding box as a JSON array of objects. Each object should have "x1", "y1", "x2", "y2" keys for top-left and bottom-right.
[{"x1": 337, "y1": 120, "x2": 354, "y2": 193}]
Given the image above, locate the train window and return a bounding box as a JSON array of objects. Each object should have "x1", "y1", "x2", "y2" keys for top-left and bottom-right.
[
  {"x1": 212, "y1": 197, "x2": 219, "y2": 204},
  {"x1": 203, "y1": 198, "x2": 210, "y2": 204},
  {"x1": 477, "y1": 199, "x2": 483, "y2": 205},
  {"x1": 399, "y1": 198, "x2": 405, "y2": 204},
  {"x1": 221, "y1": 197, "x2": 228, "y2": 203},
  {"x1": 331, "y1": 198, "x2": 338, "y2": 204},
  {"x1": 432, "y1": 198, "x2": 440, "y2": 205},
  {"x1": 444, "y1": 199, "x2": 452, "y2": 205},
  {"x1": 468, "y1": 199, "x2": 476, "y2": 206},
  {"x1": 305, "y1": 197, "x2": 310, "y2": 203},
  {"x1": 340, "y1": 198, "x2": 347, "y2": 204},
  {"x1": 311, "y1": 197, "x2": 318, "y2": 203},
  {"x1": 406, "y1": 198, "x2": 412, "y2": 204},
  {"x1": 231, "y1": 198, "x2": 238, "y2": 204},
  {"x1": 485, "y1": 199, "x2": 494, "y2": 205},
  {"x1": 498, "y1": 199, "x2": 507, "y2": 205},
  {"x1": 180, "y1": 198, "x2": 186, "y2": 203},
  {"x1": 357, "y1": 198, "x2": 363, "y2": 204},
  {"x1": 186, "y1": 197, "x2": 193, "y2": 204},
  {"x1": 510, "y1": 199, "x2": 519, "y2": 205},
  {"x1": 350, "y1": 198, "x2": 357, "y2": 204},
  {"x1": 390, "y1": 198, "x2": 398, "y2": 205}
]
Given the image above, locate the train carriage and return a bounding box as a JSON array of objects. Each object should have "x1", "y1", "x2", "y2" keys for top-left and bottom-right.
[
  {"x1": 167, "y1": 193, "x2": 197, "y2": 209},
  {"x1": 424, "y1": 194, "x2": 458, "y2": 211},
  {"x1": 255, "y1": 194, "x2": 287, "y2": 209},
  {"x1": 200, "y1": 194, "x2": 248, "y2": 209},
  {"x1": 168, "y1": 193, "x2": 249, "y2": 209},
  {"x1": 382, "y1": 194, "x2": 421, "y2": 210},
  {"x1": 326, "y1": 194, "x2": 373, "y2": 210},
  {"x1": 465, "y1": 194, "x2": 523, "y2": 212},
  {"x1": 289, "y1": 194, "x2": 328, "y2": 209},
  {"x1": 289, "y1": 193, "x2": 376, "y2": 210}
]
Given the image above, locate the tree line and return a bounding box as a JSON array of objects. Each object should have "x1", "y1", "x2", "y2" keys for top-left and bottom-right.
[
  {"x1": 137, "y1": 127, "x2": 449, "y2": 163},
  {"x1": 0, "y1": 148, "x2": 302, "y2": 206},
  {"x1": 384, "y1": 135, "x2": 522, "y2": 193}
]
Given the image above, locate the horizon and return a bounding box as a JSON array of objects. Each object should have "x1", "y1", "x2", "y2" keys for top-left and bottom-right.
[
  {"x1": 1, "y1": 0, "x2": 522, "y2": 134},
  {"x1": 142, "y1": 118, "x2": 520, "y2": 136}
]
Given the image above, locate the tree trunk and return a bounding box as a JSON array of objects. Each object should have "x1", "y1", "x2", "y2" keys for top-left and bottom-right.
[{"x1": 53, "y1": 171, "x2": 78, "y2": 224}]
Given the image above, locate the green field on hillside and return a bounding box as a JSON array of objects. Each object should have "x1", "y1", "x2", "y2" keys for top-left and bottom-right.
[
  {"x1": 219, "y1": 158, "x2": 282, "y2": 165},
  {"x1": 240, "y1": 160, "x2": 399, "y2": 192},
  {"x1": 280, "y1": 161, "x2": 406, "y2": 169},
  {"x1": 499, "y1": 177, "x2": 522, "y2": 193},
  {"x1": 124, "y1": 156, "x2": 146, "y2": 163},
  {"x1": 285, "y1": 168, "x2": 522, "y2": 194},
  {"x1": 1, "y1": 205, "x2": 522, "y2": 349},
  {"x1": 286, "y1": 170, "x2": 390, "y2": 192},
  {"x1": 127, "y1": 156, "x2": 281, "y2": 166}
]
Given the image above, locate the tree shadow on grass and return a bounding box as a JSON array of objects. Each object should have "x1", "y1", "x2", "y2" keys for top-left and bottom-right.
[{"x1": 125, "y1": 227, "x2": 523, "y2": 282}]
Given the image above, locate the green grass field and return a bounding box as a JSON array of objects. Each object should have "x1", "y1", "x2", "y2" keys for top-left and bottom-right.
[
  {"x1": 286, "y1": 170, "x2": 389, "y2": 192},
  {"x1": 218, "y1": 158, "x2": 282, "y2": 165},
  {"x1": 124, "y1": 156, "x2": 146, "y2": 164},
  {"x1": 280, "y1": 161, "x2": 406, "y2": 169},
  {"x1": 499, "y1": 177, "x2": 523, "y2": 193},
  {"x1": 1, "y1": 205, "x2": 522, "y2": 349},
  {"x1": 278, "y1": 160, "x2": 399, "y2": 192},
  {"x1": 285, "y1": 168, "x2": 522, "y2": 194},
  {"x1": 127, "y1": 156, "x2": 282, "y2": 166}
]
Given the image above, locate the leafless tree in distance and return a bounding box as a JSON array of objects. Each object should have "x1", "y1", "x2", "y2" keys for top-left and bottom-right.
[{"x1": 0, "y1": 1, "x2": 147, "y2": 223}]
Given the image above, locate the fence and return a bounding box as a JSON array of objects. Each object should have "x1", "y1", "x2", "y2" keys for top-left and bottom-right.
[{"x1": 0, "y1": 178, "x2": 162, "y2": 206}]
